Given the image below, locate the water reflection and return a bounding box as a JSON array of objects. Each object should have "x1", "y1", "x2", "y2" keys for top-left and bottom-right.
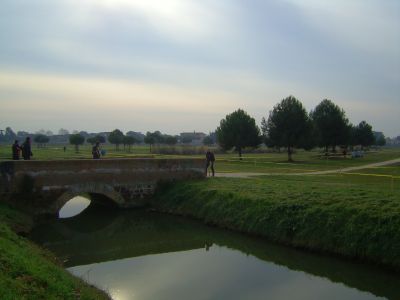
[
  {"x1": 30, "y1": 208, "x2": 399, "y2": 300},
  {"x1": 59, "y1": 195, "x2": 91, "y2": 218}
]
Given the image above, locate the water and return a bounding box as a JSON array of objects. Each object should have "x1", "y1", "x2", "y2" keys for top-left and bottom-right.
[
  {"x1": 30, "y1": 196, "x2": 400, "y2": 300},
  {"x1": 58, "y1": 196, "x2": 91, "y2": 218}
]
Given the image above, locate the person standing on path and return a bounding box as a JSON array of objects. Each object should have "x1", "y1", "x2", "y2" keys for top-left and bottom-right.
[
  {"x1": 205, "y1": 149, "x2": 215, "y2": 177},
  {"x1": 12, "y1": 140, "x2": 21, "y2": 160},
  {"x1": 21, "y1": 137, "x2": 33, "y2": 160}
]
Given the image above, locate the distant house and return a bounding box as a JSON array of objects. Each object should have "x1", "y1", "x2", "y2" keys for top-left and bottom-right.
[
  {"x1": 386, "y1": 136, "x2": 400, "y2": 146},
  {"x1": 180, "y1": 131, "x2": 206, "y2": 146}
]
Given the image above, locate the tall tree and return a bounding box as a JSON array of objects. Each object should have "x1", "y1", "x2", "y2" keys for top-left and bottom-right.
[
  {"x1": 108, "y1": 129, "x2": 124, "y2": 150},
  {"x1": 5, "y1": 127, "x2": 16, "y2": 142},
  {"x1": 69, "y1": 134, "x2": 85, "y2": 153},
  {"x1": 310, "y1": 99, "x2": 349, "y2": 152},
  {"x1": 144, "y1": 131, "x2": 164, "y2": 152},
  {"x1": 262, "y1": 96, "x2": 312, "y2": 161},
  {"x1": 123, "y1": 135, "x2": 137, "y2": 152},
  {"x1": 355, "y1": 121, "x2": 375, "y2": 149},
  {"x1": 373, "y1": 132, "x2": 386, "y2": 146},
  {"x1": 216, "y1": 109, "x2": 261, "y2": 158},
  {"x1": 144, "y1": 132, "x2": 155, "y2": 153}
]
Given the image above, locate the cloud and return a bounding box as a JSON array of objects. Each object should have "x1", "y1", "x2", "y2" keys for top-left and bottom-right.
[
  {"x1": 0, "y1": 0, "x2": 399, "y2": 136},
  {"x1": 284, "y1": 0, "x2": 400, "y2": 58}
]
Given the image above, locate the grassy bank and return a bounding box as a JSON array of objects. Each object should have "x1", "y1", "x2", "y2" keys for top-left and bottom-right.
[
  {"x1": 0, "y1": 203, "x2": 110, "y2": 300},
  {"x1": 152, "y1": 173, "x2": 400, "y2": 271}
]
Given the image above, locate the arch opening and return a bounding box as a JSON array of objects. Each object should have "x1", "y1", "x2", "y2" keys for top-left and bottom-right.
[
  {"x1": 58, "y1": 193, "x2": 119, "y2": 219},
  {"x1": 59, "y1": 195, "x2": 91, "y2": 219}
]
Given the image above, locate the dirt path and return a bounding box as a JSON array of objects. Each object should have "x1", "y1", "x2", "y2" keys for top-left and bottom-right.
[{"x1": 215, "y1": 158, "x2": 400, "y2": 178}]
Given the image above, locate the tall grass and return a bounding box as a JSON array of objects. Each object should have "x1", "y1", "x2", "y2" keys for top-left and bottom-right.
[{"x1": 0, "y1": 203, "x2": 110, "y2": 299}]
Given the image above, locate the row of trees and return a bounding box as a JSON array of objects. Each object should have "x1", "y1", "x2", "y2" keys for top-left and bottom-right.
[
  {"x1": 216, "y1": 96, "x2": 378, "y2": 161},
  {"x1": 69, "y1": 130, "x2": 137, "y2": 152},
  {"x1": 66, "y1": 129, "x2": 214, "y2": 153}
]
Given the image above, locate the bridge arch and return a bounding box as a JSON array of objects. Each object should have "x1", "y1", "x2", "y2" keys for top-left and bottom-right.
[
  {"x1": 0, "y1": 158, "x2": 205, "y2": 216},
  {"x1": 53, "y1": 183, "x2": 125, "y2": 216}
]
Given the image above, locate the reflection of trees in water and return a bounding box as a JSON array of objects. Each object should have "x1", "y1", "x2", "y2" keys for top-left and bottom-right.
[{"x1": 30, "y1": 209, "x2": 400, "y2": 300}]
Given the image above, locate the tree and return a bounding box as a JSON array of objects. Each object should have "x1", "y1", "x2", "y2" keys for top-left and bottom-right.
[
  {"x1": 144, "y1": 131, "x2": 164, "y2": 152},
  {"x1": 33, "y1": 134, "x2": 50, "y2": 148},
  {"x1": 262, "y1": 96, "x2": 312, "y2": 161},
  {"x1": 203, "y1": 136, "x2": 214, "y2": 146},
  {"x1": 108, "y1": 129, "x2": 124, "y2": 150},
  {"x1": 5, "y1": 127, "x2": 16, "y2": 142},
  {"x1": 123, "y1": 135, "x2": 137, "y2": 152},
  {"x1": 374, "y1": 132, "x2": 386, "y2": 146},
  {"x1": 310, "y1": 99, "x2": 349, "y2": 153},
  {"x1": 354, "y1": 121, "x2": 375, "y2": 149},
  {"x1": 164, "y1": 135, "x2": 178, "y2": 145},
  {"x1": 126, "y1": 131, "x2": 145, "y2": 143},
  {"x1": 69, "y1": 134, "x2": 85, "y2": 153},
  {"x1": 87, "y1": 135, "x2": 106, "y2": 145},
  {"x1": 216, "y1": 109, "x2": 261, "y2": 158}
]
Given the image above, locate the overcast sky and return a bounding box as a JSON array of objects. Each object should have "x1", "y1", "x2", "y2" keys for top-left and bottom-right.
[{"x1": 1, "y1": 0, "x2": 399, "y2": 136}]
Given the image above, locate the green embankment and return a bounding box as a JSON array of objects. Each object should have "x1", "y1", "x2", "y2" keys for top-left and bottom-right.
[
  {"x1": 152, "y1": 174, "x2": 400, "y2": 271},
  {"x1": 0, "y1": 203, "x2": 110, "y2": 300}
]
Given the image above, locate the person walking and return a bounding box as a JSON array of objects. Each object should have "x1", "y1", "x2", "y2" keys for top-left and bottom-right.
[
  {"x1": 21, "y1": 137, "x2": 33, "y2": 160},
  {"x1": 12, "y1": 140, "x2": 21, "y2": 160},
  {"x1": 92, "y1": 142, "x2": 101, "y2": 159},
  {"x1": 205, "y1": 149, "x2": 215, "y2": 177}
]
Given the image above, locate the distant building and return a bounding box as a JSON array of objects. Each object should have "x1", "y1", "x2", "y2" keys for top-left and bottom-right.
[{"x1": 386, "y1": 136, "x2": 400, "y2": 146}]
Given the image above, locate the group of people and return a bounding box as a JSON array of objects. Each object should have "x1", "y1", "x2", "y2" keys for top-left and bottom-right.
[{"x1": 12, "y1": 137, "x2": 33, "y2": 160}]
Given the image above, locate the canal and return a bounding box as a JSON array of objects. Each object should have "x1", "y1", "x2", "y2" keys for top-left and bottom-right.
[{"x1": 29, "y1": 196, "x2": 400, "y2": 300}]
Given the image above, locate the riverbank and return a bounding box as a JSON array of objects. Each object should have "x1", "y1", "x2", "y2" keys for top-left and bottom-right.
[
  {"x1": 0, "y1": 203, "x2": 110, "y2": 300},
  {"x1": 152, "y1": 173, "x2": 400, "y2": 271}
]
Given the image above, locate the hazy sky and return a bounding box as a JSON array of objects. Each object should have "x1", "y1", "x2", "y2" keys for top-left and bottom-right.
[{"x1": 1, "y1": 0, "x2": 399, "y2": 136}]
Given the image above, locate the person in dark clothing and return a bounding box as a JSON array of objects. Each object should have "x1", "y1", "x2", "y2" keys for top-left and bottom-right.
[
  {"x1": 205, "y1": 149, "x2": 215, "y2": 177},
  {"x1": 92, "y1": 142, "x2": 101, "y2": 159},
  {"x1": 21, "y1": 137, "x2": 33, "y2": 160},
  {"x1": 12, "y1": 140, "x2": 21, "y2": 160}
]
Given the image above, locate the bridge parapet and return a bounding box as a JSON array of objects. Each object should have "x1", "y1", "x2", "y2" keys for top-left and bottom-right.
[{"x1": 0, "y1": 158, "x2": 205, "y2": 216}]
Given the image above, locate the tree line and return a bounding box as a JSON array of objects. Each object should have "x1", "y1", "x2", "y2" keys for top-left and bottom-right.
[
  {"x1": 69, "y1": 130, "x2": 184, "y2": 153},
  {"x1": 216, "y1": 96, "x2": 383, "y2": 161},
  {"x1": 1, "y1": 96, "x2": 386, "y2": 158}
]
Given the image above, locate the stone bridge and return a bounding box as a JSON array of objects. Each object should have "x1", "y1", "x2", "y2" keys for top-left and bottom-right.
[{"x1": 0, "y1": 158, "x2": 205, "y2": 216}]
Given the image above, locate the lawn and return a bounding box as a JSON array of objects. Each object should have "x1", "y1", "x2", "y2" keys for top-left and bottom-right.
[{"x1": 1, "y1": 144, "x2": 399, "y2": 174}]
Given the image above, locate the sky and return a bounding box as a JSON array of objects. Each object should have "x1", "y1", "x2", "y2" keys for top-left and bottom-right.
[{"x1": 0, "y1": 0, "x2": 399, "y2": 136}]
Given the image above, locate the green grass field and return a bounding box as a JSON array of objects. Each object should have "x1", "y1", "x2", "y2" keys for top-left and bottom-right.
[{"x1": 1, "y1": 144, "x2": 399, "y2": 175}]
